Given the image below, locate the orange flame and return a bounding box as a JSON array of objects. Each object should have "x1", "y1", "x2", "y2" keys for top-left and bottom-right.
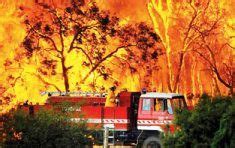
[{"x1": 0, "y1": 0, "x2": 234, "y2": 113}]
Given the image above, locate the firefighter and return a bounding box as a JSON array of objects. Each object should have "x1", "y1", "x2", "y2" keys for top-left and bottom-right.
[
  {"x1": 23, "y1": 100, "x2": 29, "y2": 106},
  {"x1": 115, "y1": 94, "x2": 120, "y2": 106},
  {"x1": 106, "y1": 86, "x2": 116, "y2": 107},
  {"x1": 155, "y1": 99, "x2": 162, "y2": 111},
  {"x1": 29, "y1": 102, "x2": 34, "y2": 116}
]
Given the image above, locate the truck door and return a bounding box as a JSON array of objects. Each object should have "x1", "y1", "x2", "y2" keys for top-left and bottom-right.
[
  {"x1": 152, "y1": 99, "x2": 171, "y2": 120},
  {"x1": 138, "y1": 98, "x2": 153, "y2": 119}
]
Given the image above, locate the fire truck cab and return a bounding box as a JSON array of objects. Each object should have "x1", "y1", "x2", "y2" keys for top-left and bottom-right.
[
  {"x1": 133, "y1": 92, "x2": 186, "y2": 147},
  {"x1": 138, "y1": 92, "x2": 186, "y2": 131}
]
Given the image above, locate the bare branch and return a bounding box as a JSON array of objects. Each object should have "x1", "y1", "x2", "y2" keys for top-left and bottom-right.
[
  {"x1": 28, "y1": 23, "x2": 61, "y2": 53},
  {"x1": 68, "y1": 32, "x2": 80, "y2": 53},
  {"x1": 193, "y1": 48, "x2": 231, "y2": 89},
  {"x1": 67, "y1": 66, "x2": 73, "y2": 70},
  {"x1": 219, "y1": 43, "x2": 235, "y2": 50},
  {"x1": 73, "y1": 46, "x2": 93, "y2": 66},
  {"x1": 33, "y1": 73, "x2": 61, "y2": 92},
  {"x1": 183, "y1": 0, "x2": 198, "y2": 46},
  {"x1": 81, "y1": 44, "x2": 136, "y2": 83},
  {"x1": 68, "y1": 24, "x2": 99, "y2": 53}
]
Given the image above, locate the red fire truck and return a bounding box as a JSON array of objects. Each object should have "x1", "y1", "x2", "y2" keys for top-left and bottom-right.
[{"x1": 21, "y1": 90, "x2": 187, "y2": 147}]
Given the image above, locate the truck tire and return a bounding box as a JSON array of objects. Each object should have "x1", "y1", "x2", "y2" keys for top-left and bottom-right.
[{"x1": 142, "y1": 136, "x2": 161, "y2": 148}]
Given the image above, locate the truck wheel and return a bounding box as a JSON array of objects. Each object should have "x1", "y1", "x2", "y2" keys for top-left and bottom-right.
[{"x1": 142, "y1": 136, "x2": 161, "y2": 148}]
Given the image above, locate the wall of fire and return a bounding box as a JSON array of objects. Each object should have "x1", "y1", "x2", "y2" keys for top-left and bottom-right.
[{"x1": 0, "y1": 0, "x2": 234, "y2": 113}]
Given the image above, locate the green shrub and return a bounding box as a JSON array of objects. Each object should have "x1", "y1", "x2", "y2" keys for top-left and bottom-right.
[
  {"x1": 3, "y1": 106, "x2": 94, "y2": 147},
  {"x1": 163, "y1": 94, "x2": 234, "y2": 147}
]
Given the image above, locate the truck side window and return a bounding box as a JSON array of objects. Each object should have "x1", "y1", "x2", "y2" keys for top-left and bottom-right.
[{"x1": 142, "y1": 99, "x2": 151, "y2": 111}]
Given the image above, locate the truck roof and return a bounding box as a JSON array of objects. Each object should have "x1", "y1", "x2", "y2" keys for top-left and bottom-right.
[{"x1": 140, "y1": 92, "x2": 184, "y2": 99}]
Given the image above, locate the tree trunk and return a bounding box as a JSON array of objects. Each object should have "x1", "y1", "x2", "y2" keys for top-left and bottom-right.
[
  {"x1": 191, "y1": 56, "x2": 197, "y2": 96},
  {"x1": 61, "y1": 56, "x2": 70, "y2": 92},
  {"x1": 173, "y1": 52, "x2": 185, "y2": 92},
  {"x1": 81, "y1": 45, "x2": 134, "y2": 83},
  {"x1": 166, "y1": 53, "x2": 173, "y2": 92},
  {"x1": 230, "y1": 86, "x2": 233, "y2": 96},
  {"x1": 212, "y1": 73, "x2": 221, "y2": 96},
  {"x1": 197, "y1": 70, "x2": 203, "y2": 95}
]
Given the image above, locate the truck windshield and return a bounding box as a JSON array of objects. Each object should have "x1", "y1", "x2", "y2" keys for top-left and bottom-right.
[
  {"x1": 167, "y1": 98, "x2": 186, "y2": 114},
  {"x1": 141, "y1": 98, "x2": 186, "y2": 113},
  {"x1": 171, "y1": 98, "x2": 186, "y2": 109}
]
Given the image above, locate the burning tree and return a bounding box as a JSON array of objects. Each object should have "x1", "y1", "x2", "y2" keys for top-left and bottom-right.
[
  {"x1": 148, "y1": 0, "x2": 234, "y2": 96},
  {"x1": 22, "y1": 0, "x2": 161, "y2": 92},
  {"x1": 192, "y1": 19, "x2": 234, "y2": 95}
]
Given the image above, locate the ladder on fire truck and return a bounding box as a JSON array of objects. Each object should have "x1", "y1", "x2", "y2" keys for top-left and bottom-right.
[
  {"x1": 103, "y1": 126, "x2": 115, "y2": 147},
  {"x1": 108, "y1": 127, "x2": 115, "y2": 146},
  {"x1": 102, "y1": 107, "x2": 116, "y2": 146},
  {"x1": 40, "y1": 91, "x2": 107, "y2": 97}
]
